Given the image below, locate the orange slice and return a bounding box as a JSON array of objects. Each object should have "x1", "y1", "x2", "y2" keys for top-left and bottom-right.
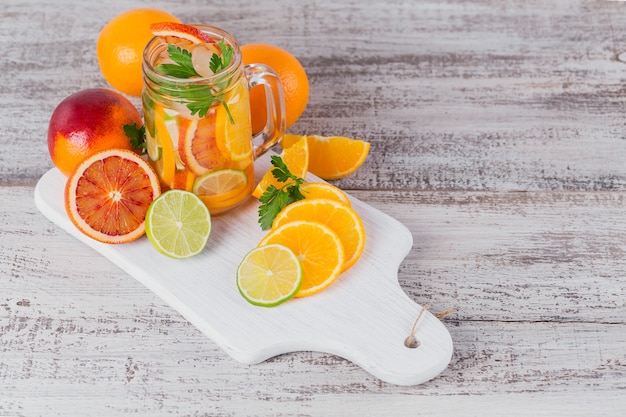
[
  {"x1": 170, "y1": 167, "x2": 195, "y2": 191},
  {"x1": 64, "y1": 148, "x2": 161, "y2": 244},
  {"x1": 272, "y1": 198, "x2": 365, "y2": 271},
  {"x1": 258, "y1": 220, "x2": 344, "y2": 297},
  {"x1": 282, "y1": 134, "x2": 370, "y2": 180},
  {"x1": 300, "y1": 182, "x2": 351, "y2": 207},
  {"x1": 150, "y1": 105, "x2": 177, "y2": 188},
  {"x1": 215, "y1": 82, "x2": 253, "y2": 162},
  {"x1": 252, "y1": 134, "x2": 309, "y2": 198}
]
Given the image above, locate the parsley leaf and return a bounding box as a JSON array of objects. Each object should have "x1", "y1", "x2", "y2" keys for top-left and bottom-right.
[
  {"x1": 210, "y1": 53, "x2": 223, "y2": 74},
  {"x1": 258, "y1": 155, "x2": 306, "y2": 230},
  {"x1": 209, "y1": 39, "x2": 233, "y2": 73},
  {"x1": 124, "y1": 123, "x2": 146, "y2": 152},
  {"x1": 156, "y1": 45, "x2": 200, "y2": 78},
  {"x1": 154, "y1": 40, "x2": 235, "y2": 123}
]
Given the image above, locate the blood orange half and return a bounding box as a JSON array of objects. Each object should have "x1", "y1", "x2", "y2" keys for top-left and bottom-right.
[{"x1": 64, "y1": 148, "x2": 162, "y2": 244}]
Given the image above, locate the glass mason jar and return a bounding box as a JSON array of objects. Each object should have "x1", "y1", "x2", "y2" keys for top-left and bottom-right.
[{"x1": 142, "y1": 25, "x2": 286, "y2": 215}]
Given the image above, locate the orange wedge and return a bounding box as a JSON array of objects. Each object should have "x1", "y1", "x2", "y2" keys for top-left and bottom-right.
[
  {"x1": 258, "y1": 220, "x2": 344, "y2": 297},
  {"x1": 272, "y1": 198, "x2": 365, "y2": 271},
  {"x1": 282, "y1": 134, "x2": 370, "y2": 180},
  {"x1": 252, "y1": 134, "x2": 309, "y2": 198},
  {"x1": 300, "y1": 182, "x2": 351, "y2": 207}
]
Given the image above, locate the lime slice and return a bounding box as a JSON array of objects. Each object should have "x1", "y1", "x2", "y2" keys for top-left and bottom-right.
[
  {"x1": 193, "y1": 168, "x2": 248, "y2": 196},
  {"x1": 237, "y1": 244, "x2": 303, "y2": 307},
  {"x1": 146, "y1": 129, "x2": 163, "y2": 162},
  {"x1": 145, "y1": 190, "x2": 212, "y2": 259}
]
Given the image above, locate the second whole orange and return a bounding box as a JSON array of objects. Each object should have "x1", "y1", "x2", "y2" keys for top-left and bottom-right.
[
  {"x1": 241, "y1": 43, "x2": 309, "y2": 133},
  {"x1": 96, "y1": 8, "x2": 180, "y2": 96}
]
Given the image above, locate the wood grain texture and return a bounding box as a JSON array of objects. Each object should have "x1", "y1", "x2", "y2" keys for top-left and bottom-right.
[{"x1": 2, "y1": 0, "x2": 626, "y2": 415}]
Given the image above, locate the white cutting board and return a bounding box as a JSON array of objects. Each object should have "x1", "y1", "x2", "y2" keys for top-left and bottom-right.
[{"x1": 34, "y1": 154, "x2": 453, "y2": 386}]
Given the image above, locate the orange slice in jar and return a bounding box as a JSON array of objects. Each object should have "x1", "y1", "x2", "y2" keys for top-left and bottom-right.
[
  {"x1": 215, "y1": 82, "x2": 253, "y2": 162},
  {"x1": 150, "y1": 104, "x2": 177, "y2": 188},
  {"x1": 170, "y1": 167, "x2": 195, "y2": 191}
]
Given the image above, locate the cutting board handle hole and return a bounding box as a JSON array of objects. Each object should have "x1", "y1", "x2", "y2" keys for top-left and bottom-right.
[{"x1": 404, "y1": 304, "x2": 430, "y2": 349}]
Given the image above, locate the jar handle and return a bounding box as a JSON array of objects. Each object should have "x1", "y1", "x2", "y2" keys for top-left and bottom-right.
[{"x1": 245, "y1": 64, "x2": 286, "y2": 158}]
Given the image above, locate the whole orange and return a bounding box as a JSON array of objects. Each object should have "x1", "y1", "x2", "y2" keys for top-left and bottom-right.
[
  {"x1": 241, "y1": 43, "x2": 309, "y2": 133},
  {"x1": 96, "y1": 8, "x2": 179, "y2": 96},
  {"x1": 48, "y1": 88, "x2": 142, "y2": 176}
]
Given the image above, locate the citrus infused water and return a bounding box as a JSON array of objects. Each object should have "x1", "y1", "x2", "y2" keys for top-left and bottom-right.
[{"x1": 142, "y1": 24, "x2": 285, "y2": 215}]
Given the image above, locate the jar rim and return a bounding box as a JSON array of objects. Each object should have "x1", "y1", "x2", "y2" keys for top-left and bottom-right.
[{"x1": 142, "y1": 24, "x2": 242, "y2": 85}]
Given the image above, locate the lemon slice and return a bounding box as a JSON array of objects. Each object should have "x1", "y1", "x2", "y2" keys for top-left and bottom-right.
[
  {"x1": 193, "y1": 168, "x2": 248, "y2": 196},
  {"x1": 145, "y1": 190, "x2": 212, "y2": 259},
  {"x1": 237, "y1": 244, "x2": 303, "y2": 307}
]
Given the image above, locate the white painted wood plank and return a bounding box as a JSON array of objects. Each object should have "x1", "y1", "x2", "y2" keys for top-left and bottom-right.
[
  {"x1": 3, "y1": 187, "x2": 626, "y2": 396},
  {"x1": 2, "y1": 0, "x2": 626, "y2": 191},
  {"x1": 355, "y1": 190, "x2": 626, "y2": 323},
  {"x1": 2, "y1": 315, "x2": 625, "y2": 414}
]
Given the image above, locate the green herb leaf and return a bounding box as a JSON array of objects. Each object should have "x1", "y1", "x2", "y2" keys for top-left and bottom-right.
[
  {"x1": 187, "y1": 95, "x2": 216, "y2": 118},
  {"x1": 219, "y1": 39, "x2": 233, "y2": 67},
  {"x1": 154, "y1": 41, "x2": 236, "y2": 122},
  {"x1": 155, "y1": 45, "x2": 200, "y2": 78},
  {"x1": 209, "y1": 39, "x2": 233, "y2": 73},
  {"x1": 209, "y1": 53, "x2": 223, "y2": 74},
  {"x1": 258, "y1": 156, "x2": 306, "y2": 230},
  {"x1": 124, "y1": 123, "x2": 146, "y2": 151}
]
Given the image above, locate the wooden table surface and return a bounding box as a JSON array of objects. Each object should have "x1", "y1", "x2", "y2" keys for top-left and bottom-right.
[{"x1": 2, "y1": 0, "x2": 625, "y2": 415}]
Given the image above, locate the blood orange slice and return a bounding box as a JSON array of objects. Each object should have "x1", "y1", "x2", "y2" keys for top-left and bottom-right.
[
  {"x1": 150, "y1": 22, "x2": 214, "y2": 44},
  {"x1": 180, "y1": 111, "x2": 231, "y2": 176},
  {"x1": 64, "y1": 149, "x2": 161, "y2": 244}
]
